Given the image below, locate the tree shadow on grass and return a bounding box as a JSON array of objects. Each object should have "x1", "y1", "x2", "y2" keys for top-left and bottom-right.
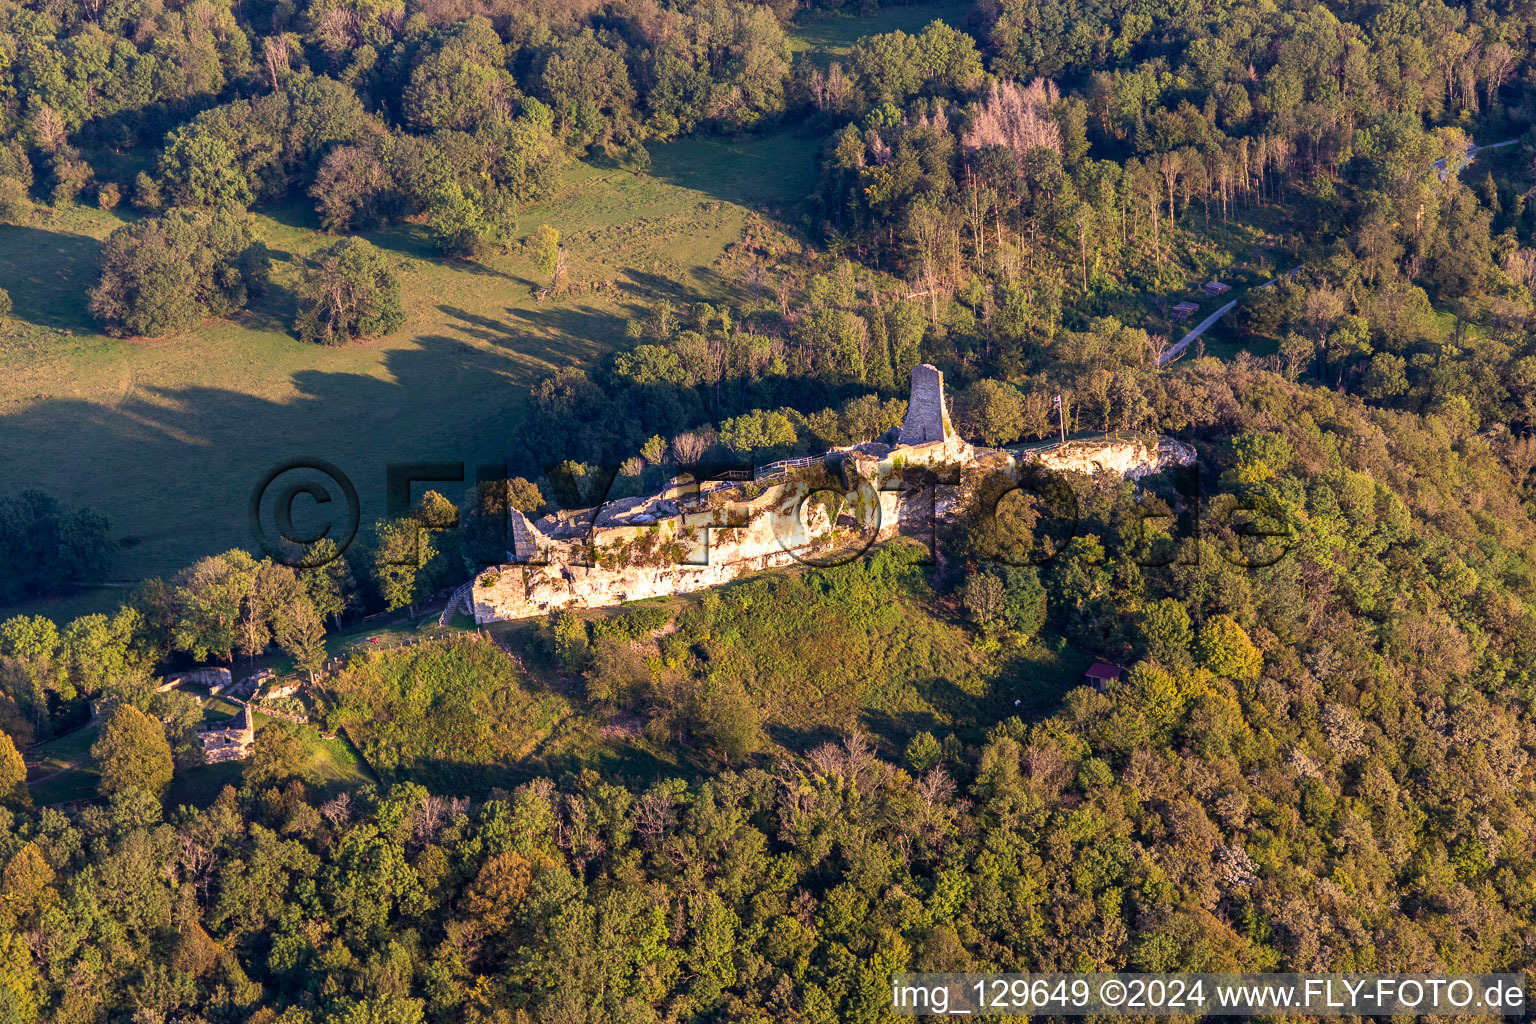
[
  {"x1": 0, "y1": 224, "x2": 103, "y2": 333},
  {"x1": 760, "y1": 671, "x2": 1011, "y2": 761},
  {"x1": 856, "y1": 705, "x2": 948, "y2": 754},
  {"x1": 429, "y1": 311, "x2": 613, "y2": 378},
  {"x1": 686, "y1": 263, "x2": 755, "y2": 304},
  {"x1": 438, "y1": 305, "x2": 515, "y2": 341},
  {"x1": 620, "y1": 266, "x2": 702, "y2": 302},
  {"x1": 488, "y1": 303, "x2": 630, "y2": 356},
  {"x1": 234, "y1": 280, "x2": 301, "y2": 336},
  {"x1": 763, "y1": 720, "x2": 857, "y2": 756},
  {"x1": 393, "y1": 740, "x2": 689, "y2": 796},
  {"x1": 257, "y1": 198, "x2": 326, "y2": 234},
  {"x1": 259, "y1": 199, "x2": 516, "y2": 278},
  {"x1": 361, "y1": 223, "x2": 516, "y2": 279},
  {"x1": 0, "y1": 332, "x2": 561, "y2": 595},
  {"x1": 645, "y1": 129, "x2": 821, "y2": 216},
  {"x1": 166, "y1": 759, "x2": 244, "y2": 809},
  {"x1": 434, "y1": 253, "x2": 518, "y2": 280}
]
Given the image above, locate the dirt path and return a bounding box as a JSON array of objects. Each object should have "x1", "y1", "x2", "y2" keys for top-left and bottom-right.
[{"x1": 25, "y1": 764, "x2": 73, "y2": 786}]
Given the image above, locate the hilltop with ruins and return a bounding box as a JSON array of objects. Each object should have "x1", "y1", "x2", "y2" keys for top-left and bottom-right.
[{"x1": 468, "y1": 365, "x2": 1195, "y2": 623}]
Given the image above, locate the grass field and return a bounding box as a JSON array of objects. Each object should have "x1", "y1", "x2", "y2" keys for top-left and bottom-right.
[
  {"x1": 465, "y1": 549, "x2": 1099, "y2": 785},
  {"x1": 25, "y1": 721, "x2": 102, "y2": 804},
  {"x1": 786, "y1": 1, "x2": 974, "y2": 63},
  {"x1": 321, "y1": 633, "x2": 575, "y2": 795},
  {"x1": 0, "y1": 128, "x2": 819, "y2": 619}
]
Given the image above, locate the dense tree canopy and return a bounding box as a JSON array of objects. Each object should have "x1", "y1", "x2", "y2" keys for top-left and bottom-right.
[
  {"x1": 90, "y1": 704, "x2": 173, "y2": 801},
  {"x1": 87, "y1": 209, "x2": 270, "y2": 337},
  {"x1": 0, "y1": 491, "x2": 112, "y2": 604},
  {"x1": 7, "y1": 0, "x2": 1536, "y2": 1018}
]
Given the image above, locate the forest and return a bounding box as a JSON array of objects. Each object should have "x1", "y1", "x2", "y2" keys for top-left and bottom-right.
[
  {"x1": 3, "y1": 0, "x2": 1536, "y2": 1018},
  {"x1": 4, "y1": 374, "x2": 1536, "y2": 1021}
]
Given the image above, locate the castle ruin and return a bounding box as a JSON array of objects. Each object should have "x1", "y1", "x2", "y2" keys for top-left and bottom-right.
[
  {"x1": 200, "y1": 704, "x2": 254, "y2": 763},
  {"x1": 469, "y1": 366, "x2": 1194, "y2": 623},
  {"x1": 897, "y1": 363, "x2": 956, "y2": 446}
]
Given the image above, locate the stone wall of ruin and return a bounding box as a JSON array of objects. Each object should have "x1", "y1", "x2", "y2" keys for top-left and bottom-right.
[
  {"x1": 897, "y1": 363, "x2": 954, "y2": 445},
  {"x1": 470, "y1": 435, "x2": 1195, "y2": 624}
]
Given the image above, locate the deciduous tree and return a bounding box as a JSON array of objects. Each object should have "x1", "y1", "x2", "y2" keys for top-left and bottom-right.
[
  {"x1": 88, "y1": 210, "x2": 270, "y2": 338},
  {"x1": 92, "y1": 704, "x2": 174, "y2": 802},
  {"x1": 0, "y1": 732, "x2": 28, "y2": 811},
  {"x1": 294, "y1": 238, "x2": 405, "y2": 345}
]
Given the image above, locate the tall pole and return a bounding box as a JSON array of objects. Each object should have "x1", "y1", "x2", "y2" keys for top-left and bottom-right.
[{"x1": 1055, "y1": 394, "x2": 1066, "y2": 443}]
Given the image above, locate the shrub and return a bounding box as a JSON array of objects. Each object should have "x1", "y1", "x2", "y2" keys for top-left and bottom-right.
[
  {"x1": 0, "y1": 177, "x2": 31, "y2": 224},
  {"x1": 48, "y1": 149, "x2": 92, "y2": 206},
  {"x1": 906, "y1": 731, "x2": 942, "y2": 771},
  {"x1": 427, "y1": 180, "x2": 513, "y2": 257},
  {"x1": 256, "y1": 695, "x2": 308, "y2": 719},
  {"x1": 590, "y1": 604, "x2": 670, "y2": 645},
  {"x1": 531, "y1": 224, "x2": 560, "y2": 281},
  {"x1": 131, "y1": 171, "x2": 163, "y2": 212},
  {"x1": 962, "y1": 565, "x2": 1045, "y2": 635}
]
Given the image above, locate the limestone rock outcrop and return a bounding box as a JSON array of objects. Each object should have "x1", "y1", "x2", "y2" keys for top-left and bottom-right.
[
  {"x1": 470, "y1": 366, "x2": 1197, "y2": 623},
  {"x1": 470, "y1": 434, "x2": 1195, "y2": 624}
]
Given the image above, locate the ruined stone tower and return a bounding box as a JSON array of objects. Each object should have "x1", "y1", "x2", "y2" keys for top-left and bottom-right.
[{"x1": 897, "y1": 363, "x2": 955, "y2": 446}]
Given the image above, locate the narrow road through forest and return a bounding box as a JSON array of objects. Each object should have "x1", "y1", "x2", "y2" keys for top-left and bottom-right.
[
  {"x1": 1160, "y1": 137, "x2": 1519, "y2": 366},
  {"x1": 1158, "y1": 269, "x2": 1299, "y2": 366},
  {"x1": 1433, "y1": 138, "x2": 1519, "y2": 181}
]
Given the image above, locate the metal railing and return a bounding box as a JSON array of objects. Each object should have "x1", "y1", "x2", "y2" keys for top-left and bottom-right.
[
  {"x1": 754, "y1": 453, "x2": 829, "y2": 480},
  {"x1": 438, "y1": 580, "x2": 476, "y2": 626}
]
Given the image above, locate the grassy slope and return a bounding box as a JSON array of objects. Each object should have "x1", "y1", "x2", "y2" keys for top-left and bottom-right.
[
  {"x1": 0, "y1": 130, "x2": 818, "y2": 614},
  {"x1": 24, "y1": 721, "x2": 101, "y2": 804},
  {"x1": 164, "y1": 715, "x2": 373, "y2": 808},
  {"x1": 468, "y1": 553, "x2": 1097, "y2": 787},
  {"x1": 320, "y1": 634, "x2": 573, "y2": 795}
]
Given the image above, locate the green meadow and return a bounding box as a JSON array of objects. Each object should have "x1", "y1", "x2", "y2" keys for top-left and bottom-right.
[
  {"x1": 785, "y1": 1, "x2": 974, "y2": 63},
  {"x1": 0, "y1": 129, "x2": 819, "y2": 613}
]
